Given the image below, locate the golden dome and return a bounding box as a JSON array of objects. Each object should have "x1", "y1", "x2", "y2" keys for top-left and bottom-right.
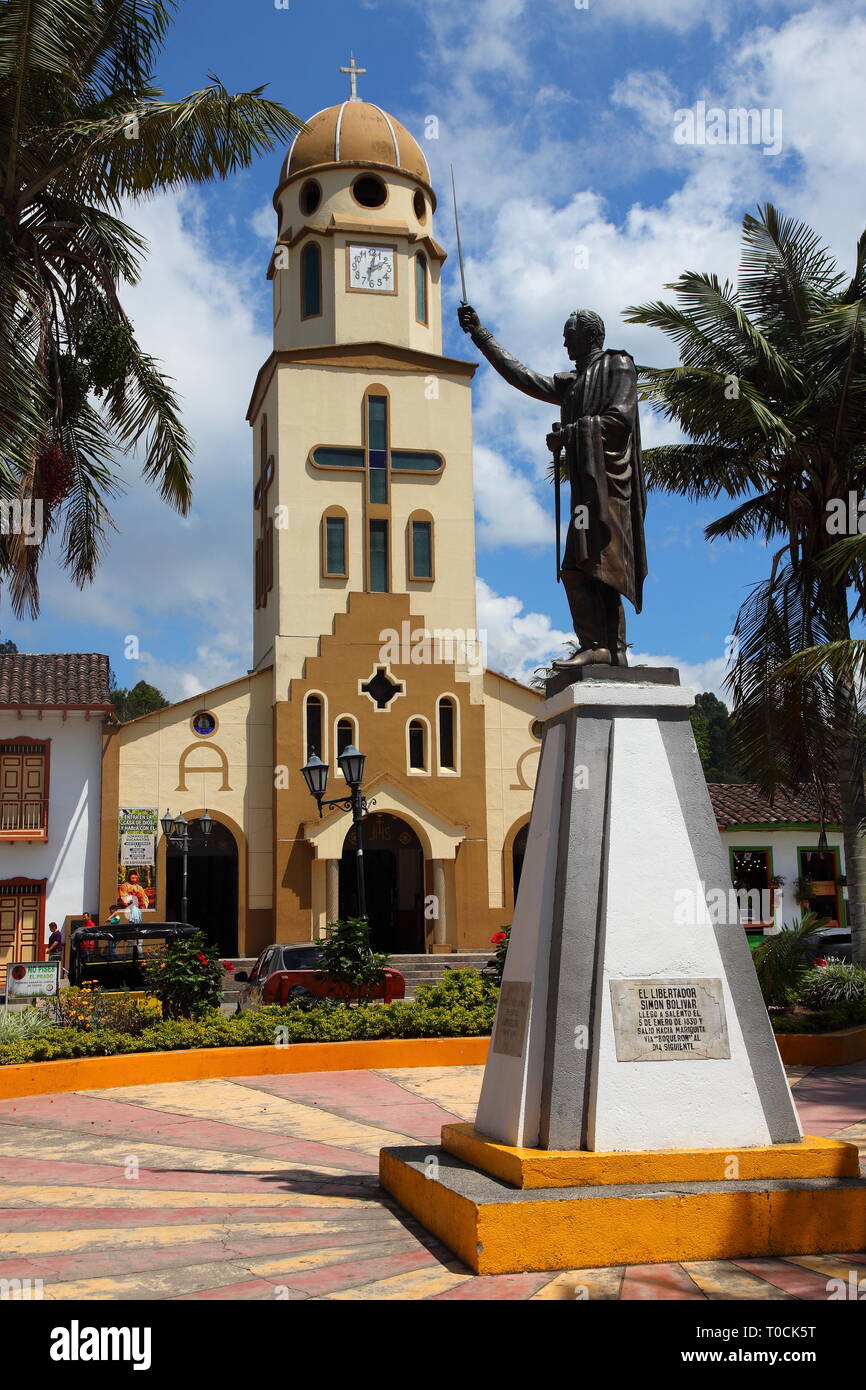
[{"x1": 282, "y1": 101, "x2": 433, "y2": 197}]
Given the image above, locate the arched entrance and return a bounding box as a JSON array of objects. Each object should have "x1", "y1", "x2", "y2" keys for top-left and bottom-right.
[
  {"x1": 512, "y1": 823, "x2": 529, "y2": 906},
  {"x1": 340, "y1": 813, "x2": 425, "y2": 952},
  {"x1": 167, "y1": 819, "x2": 238, "y2": 955}
]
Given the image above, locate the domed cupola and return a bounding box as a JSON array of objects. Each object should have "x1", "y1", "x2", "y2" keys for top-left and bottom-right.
[
  {"x1": 268, "y1": 56, "x2": 445, "y2": 355},
  {"x1": 282, "y1": 99, "x2": 433, "y2": 203}
]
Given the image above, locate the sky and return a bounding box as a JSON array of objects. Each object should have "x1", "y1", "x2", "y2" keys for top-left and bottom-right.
[{"x1": 7, "y1": 0, "x2": 866, "y2": 700}]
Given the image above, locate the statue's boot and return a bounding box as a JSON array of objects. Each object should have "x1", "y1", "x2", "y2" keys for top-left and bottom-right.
[{"x1": 553, "y1": 646, "x2": 611, "y2": 668}]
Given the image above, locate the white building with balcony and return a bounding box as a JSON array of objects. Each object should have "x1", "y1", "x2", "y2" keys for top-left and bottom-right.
[{"x1": 0, "y1": 653, "x2": 113, "y2": 992}]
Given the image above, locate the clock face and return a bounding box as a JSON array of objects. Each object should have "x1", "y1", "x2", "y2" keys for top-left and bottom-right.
[{"x1": 348, "y1": 244, "x2": 395, "y2": 292}]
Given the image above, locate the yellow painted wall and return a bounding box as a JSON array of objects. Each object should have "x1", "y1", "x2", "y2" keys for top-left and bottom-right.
[
  {"x1": 483, "y1": 671, "x2": 543, "y2": 920},
  {"x1": 103, "y1": 671, "x2": 274, "y2": 952}
]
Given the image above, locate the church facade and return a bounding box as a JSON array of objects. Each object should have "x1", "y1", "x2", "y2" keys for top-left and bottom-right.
[{"x1": 98, "y1": 86, "x2": 544, "y2": 958}]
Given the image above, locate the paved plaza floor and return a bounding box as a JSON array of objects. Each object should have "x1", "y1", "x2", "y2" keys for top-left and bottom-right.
[{"x1": 0, "y1": 1061, "x2": 864, "y2": 1300}]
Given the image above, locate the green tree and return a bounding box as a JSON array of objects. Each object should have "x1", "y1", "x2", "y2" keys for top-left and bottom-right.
[
  {"x1": 110, "y1": 678, "x2": 168, "y2": 722},
  {"x1": 0, "y1": 634, "x2": 17, "y2": 653},
  {"x1": 691, "y1": 692, "x2": 746, "y2": 782},
  {"x1": 626, "y1": 205, "x2": 866, "y2": 963},
  {"x1": 690, "y1": 706, "x2": 711, "y2": 769},
  {"x1": 0, "y1": 0, "x2": 303, "y2": 616}
]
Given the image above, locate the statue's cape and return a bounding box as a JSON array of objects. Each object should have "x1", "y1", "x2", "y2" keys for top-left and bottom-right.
[{"x1": 558, "y1": 350, "x2": 648, "y2": 613}]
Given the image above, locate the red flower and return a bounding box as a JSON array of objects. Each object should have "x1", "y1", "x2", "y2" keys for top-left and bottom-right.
[
  {"x1": 815, "y1": 957, "x2": 827, "y2": 967},
  {"x1": 196, "y1": 953, "x2": 208, "y2": 966},
  {"x1": 491, "y1": 932, "x2": 507, "y2": 945},
  {"x1": 222, "y1": 961, "x2": 234, "y2": 972}
]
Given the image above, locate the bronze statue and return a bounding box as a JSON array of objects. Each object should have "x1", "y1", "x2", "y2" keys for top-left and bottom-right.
[{"x1": 458, "y1": 305, "x2": 647, "y2": 667}]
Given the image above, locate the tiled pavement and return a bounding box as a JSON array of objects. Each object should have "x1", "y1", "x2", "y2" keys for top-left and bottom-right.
[{"x1": 0, "y1": 1061, "x2": 864, "y2": 1300}]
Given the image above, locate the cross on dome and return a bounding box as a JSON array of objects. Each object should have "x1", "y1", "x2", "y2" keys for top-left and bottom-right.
[{"x1": 340, "y1": 53, "x2": 366, "y2": 102}]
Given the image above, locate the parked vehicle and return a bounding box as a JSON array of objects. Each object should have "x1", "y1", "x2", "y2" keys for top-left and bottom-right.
[
  {"x1": 68, "y1": 923, "x2": 197, "y2": 989},
  {"x1": 234, "y1": 942, "x2": 406, "y2": 1009},
  {"x1": 811, "y1": 925, "x2": 853, "y2": 963}
]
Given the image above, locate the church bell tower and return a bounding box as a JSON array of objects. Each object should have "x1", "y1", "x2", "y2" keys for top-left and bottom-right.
[
  {"x1": 247, "y1": 61, "x2": 480, "y2": 692},
  {"x1": 245, "y1": 63, "x2": 493, "y2": 951}
]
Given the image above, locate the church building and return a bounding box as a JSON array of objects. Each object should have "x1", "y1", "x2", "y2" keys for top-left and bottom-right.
[{"x1": 98, "y1": 74, "x2": 544, "y2": 959}]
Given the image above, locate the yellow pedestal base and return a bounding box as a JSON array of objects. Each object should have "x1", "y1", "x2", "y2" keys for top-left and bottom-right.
[
  {"x1": 379, "y1": 1135, "x2": 866, "y2": 1276},
  {"x1": 441, "y1": 1122, "x2": 860, "y2": 1188}
]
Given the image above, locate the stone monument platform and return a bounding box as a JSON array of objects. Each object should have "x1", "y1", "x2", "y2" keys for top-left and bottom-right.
[{"x1": 380, "y1": 670, "x2": 866, "y2": 1273}]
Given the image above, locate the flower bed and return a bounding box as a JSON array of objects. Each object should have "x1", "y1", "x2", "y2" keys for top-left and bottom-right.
[
  {"x1": 0, "y1": 971, "x2": 498, "y2": 1067},
  {"x1": 773, "y1": 1025, "x2": 866, "y2": 1067}
]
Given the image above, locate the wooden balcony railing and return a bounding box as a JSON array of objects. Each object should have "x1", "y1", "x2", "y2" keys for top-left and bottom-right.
[{"x1": 0, "y1": 800, "x2": 48, "y2": 835}]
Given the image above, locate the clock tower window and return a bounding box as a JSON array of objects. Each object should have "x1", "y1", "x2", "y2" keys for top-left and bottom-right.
[
  {"x1": 322, "y1": 508, "x2": 348, "y2": 579},
  {"x1": 367, "y1": 393, "x2": 388, "y2": 503},
  {"x1": 408, "y1": 513, "x2": 434, "y2": 582},
  {"x1": 369, "y1": 520, "x2": 389, "y2": 593},
  {"x1": 299, "y1": 179, "x2": 321, "y2": 216},
  {"x1": 301, "y1": 242, "x2": 322, "y2": 319},
  {"x1": 351, "y1": 174, "x2": 387, "y2": 208},
  {"x1": 415, "y1": 253, "x2": 428, "y2": 325}
]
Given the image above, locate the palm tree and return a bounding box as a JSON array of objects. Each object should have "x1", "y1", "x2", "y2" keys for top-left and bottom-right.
[
  {"x1": 625, "y1": 205, "x2": 866, "y2": 963},
  {"x1": 0, "y1": 0, "x2": 304, "y2": 614}
]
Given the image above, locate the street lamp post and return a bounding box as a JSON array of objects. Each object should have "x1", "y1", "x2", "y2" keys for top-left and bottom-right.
[
  {"x1": 301, "y1": 745, "x2": 373, "y2": 923},
  {"x1": 160, "y1": 809, "x2": 213, "y2": 925}
]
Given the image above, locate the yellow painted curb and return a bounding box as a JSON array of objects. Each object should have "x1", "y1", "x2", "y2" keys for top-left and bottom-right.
[
  {"x1": 441, "y1": 1122, "x2": 861, "y2": 1187},
  {"x1": 774, "y1": 1026, "x2": 866, "y2": 1067},
  {"x1": 0, "y1": 1035, "x2": 491, "y2": 1101},
  {"x1": 380, "y1": 1148, "x2": 866, "y2": 1275}
]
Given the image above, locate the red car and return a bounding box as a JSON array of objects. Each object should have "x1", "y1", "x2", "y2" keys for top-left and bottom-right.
[{"x1": 234, "y1": 942, "x2": 405, "y2": 1009}]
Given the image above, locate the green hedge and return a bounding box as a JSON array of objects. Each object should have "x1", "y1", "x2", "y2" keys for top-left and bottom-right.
[
  {"x1": 0, "y1": 997, "x2": 497, "y2": 1067},
  {"x1": 771, "y1": 999, "x2": 866, "y2": 1035}
]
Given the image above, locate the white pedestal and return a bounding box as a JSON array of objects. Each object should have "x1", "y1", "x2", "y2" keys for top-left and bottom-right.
[{"x1": 475, "y1": 674, "x2": 801, "y2": 1153}]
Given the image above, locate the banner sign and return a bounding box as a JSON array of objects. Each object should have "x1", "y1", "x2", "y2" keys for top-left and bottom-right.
[
  {"x1": 6, "y1": 960, "x2": 59, "y2": 999},
  {"x1": 117, "y1": 808, "x2": 158, "y2": 910}
]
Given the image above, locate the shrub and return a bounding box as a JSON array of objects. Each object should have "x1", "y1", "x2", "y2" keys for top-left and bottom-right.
[
  {"x1": 41, "y1": 985, "x2": 159, "y2": 1035},
  {"x1": 0, "y1": 992, "x2": 497, "y2": 1066},
  {"x1": 751, "y1": 912, "x2": 824, "y2": 1006},
  {"x1": 0, "y1": 1007, "x2": 52, "y2": 1041},
  {"x1": 798, "y1": 959, "x2": 866, "y2": 1009},
  {"x1": 317, "y1": 918, "x2": 390, "y2": 998},
  {"x1": 771, "y1": 999, "x2": 866, "y2": 1033},
  {"x1": 414, "y1": 969, "x2": 499, "y2": 1009},
  {"x1": 140, "y1": 931, "x2": 225, "y2": 1019}
]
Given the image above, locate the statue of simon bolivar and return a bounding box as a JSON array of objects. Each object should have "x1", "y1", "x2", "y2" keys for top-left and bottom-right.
[{"x1": 458, "y1": 304, "x2": 648, "y2": 668}]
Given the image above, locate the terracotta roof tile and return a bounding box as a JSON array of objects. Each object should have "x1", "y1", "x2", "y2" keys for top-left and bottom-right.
[
  {"x1": 0, "y1": 653, "x2": 112, "y2": 709},
  {"x1": 707, "y1": 782, "x2": 842, "y2": 828}
]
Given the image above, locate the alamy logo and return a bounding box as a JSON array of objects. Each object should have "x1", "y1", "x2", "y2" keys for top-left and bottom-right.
[
  {"x1": 49, "y1": 1321, "x2": 152, "y2": 1371},
  {"x1": 0, "y1": 499, "x2": 43, "y2": 544},
  {"x1": 673, "y1": 102, "x2": 783, "y2": 156},
  {"x1": 0, "y1": 1276, "x2": 43, "y2": 1299}
]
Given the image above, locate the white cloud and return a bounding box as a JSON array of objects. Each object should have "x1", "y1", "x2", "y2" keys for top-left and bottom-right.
[
  {"x1": 629, "y1": 652, "x2": 731, "y2": 700},
  {"x1": 249, "y1": 198, "x2": 276, "y2": 241},
  {"x1": 474, "y1": 444, "x2": 552, "y2": 549},
  {"x1": 477, "y1": 579, "x2": 734, "y2": 698},
  {"x1": 477, "y1": 577, "x2": 572, "y2": 681}
]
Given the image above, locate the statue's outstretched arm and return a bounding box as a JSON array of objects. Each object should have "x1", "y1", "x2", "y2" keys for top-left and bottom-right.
[{"x1": 457, "y1": 304, "x2": 559, "y2": 405}]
